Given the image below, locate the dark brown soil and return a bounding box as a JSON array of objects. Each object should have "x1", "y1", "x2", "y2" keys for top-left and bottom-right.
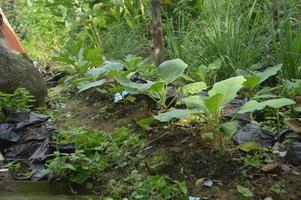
[{"x1": 50, "y1": 88, "x2": 301, "y2": 200}]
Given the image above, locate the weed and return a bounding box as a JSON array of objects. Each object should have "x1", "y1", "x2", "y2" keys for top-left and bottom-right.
[
  {"x1": 105, "y1": 170, "x2": 188, "y2": 200},
  {"x1": 47, "y1": 128, "x2": 145, "y2": 184},
  {"x1": 0, "y1": 88, "x2": 35, "y2": 121},
  {"x1": 271, "y1": 183, "x2": 287, "y2": 194},
  {"x1": 237, "y1": 185, "x2": 254, "y2": 199}
]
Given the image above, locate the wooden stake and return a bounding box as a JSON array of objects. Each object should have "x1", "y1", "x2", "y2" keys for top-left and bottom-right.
[{"x1": 152, "y1": 0, "x2": 164, "y2": 66}]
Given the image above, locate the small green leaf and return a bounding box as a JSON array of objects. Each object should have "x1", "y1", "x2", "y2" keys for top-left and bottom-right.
[
  {"x1": 137, "y1": 117, "x2": 154, "y2": 130},
  {"x1": 181, "y1": 82, "x2": 207, "y2": 95},
  {"x1": 157, "y1": 59, "x2": 188, "y2": 83},
  {"x1": 201, "y1": 133, "x2": 214, "y2": 140},
  {"x1": 62, "y1": 163, "x2": 76, "y2": 171},
  {"x1": 237, "y1": 185, "x2": 254, "y2": 198},
  {"x1": 208, "y1": 76, "x2": 246, "y2": 106},
  {"x1": 181, "y1": 74, "x2": 195, "y2": 82},
  {"x1": 203, "y1": 93, "x2": 225, "y2": 117},
  {"x1": 238, "y1": 141, "x2": 262, "y2": 152},
  {"x1": 243, "y1": 76, "x2": 261, "y2": 88},
  {"x1": 220, "y1": 121, "x2": 238, "y2": 140}
]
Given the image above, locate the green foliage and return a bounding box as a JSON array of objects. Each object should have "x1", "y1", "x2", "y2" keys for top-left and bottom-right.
[
  {"x1": 101, "y1": 23, "x2": 151, "y2": 60},
  {"x1": 238, "y1": 98, "x2": 295, "y2": 114},
  {"x1": 47, "y1": 128, "x2": 145, "y2": 184},
  {"x1": 282, "y1": 79, "x2": 301, "y2": 97},
  {"x1": 105, "y1": 170, "x2": 188, "y2": 200},
  {"x1": 155, "y1": 76, "x2": 246, "y2": 149},
  {"x1": 240, "y1": 154, "x2": 263, "y2": 169},
  {"x1": 5, "y1": 0, "x2": 69, "y2": 63},
  {"x1": 271, "y1": 183, "x2": 287, "y2": 194},
  {"x1": 275, "y1": 21, "x2": 301, "y2": 79},
  {"x1": 115, "y1": 59, "x2": 188, "y2": 108},
  {"x1": 0, "y1": 88, "x2": 34, "y2": 112},
  {"x1": 237, "y1": 185, "x2": 254, "y2": 198}
]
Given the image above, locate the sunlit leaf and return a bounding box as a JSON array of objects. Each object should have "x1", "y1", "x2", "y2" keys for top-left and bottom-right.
[
  {"x1": 203, "y1": 93, "x2": 225, "y2": 117},
  {"x1": 208, "y1": 76, "x2": 246, "y2": 106},
  {"x1": 181, "y1": 82, "x2": 207, "y2": 95},
  {"x1": 256, "y1": 64, "x2": 282, "y2": 84},
  {"x1": 157, "y1": 59, "x2": 188, "y2": 83}
]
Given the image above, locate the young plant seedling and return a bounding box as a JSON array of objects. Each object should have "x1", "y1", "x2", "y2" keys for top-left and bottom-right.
[{"x1": 155, "y1": 76, "x2": 246, "y2": 150}]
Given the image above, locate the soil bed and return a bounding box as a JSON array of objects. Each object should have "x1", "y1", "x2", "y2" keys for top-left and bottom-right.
[{"x1": 50, "y1": 88, "x2": 301, "y2": 200}]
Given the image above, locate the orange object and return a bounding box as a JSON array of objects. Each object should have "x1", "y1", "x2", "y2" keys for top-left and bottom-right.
[{"x1": 0, "y1": 8, "x2": 25, "y2": 53}]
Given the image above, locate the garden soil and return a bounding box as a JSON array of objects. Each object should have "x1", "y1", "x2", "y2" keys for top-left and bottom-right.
[{"x1": 51, "y1": 88, "x2": 301, "y2": 200}]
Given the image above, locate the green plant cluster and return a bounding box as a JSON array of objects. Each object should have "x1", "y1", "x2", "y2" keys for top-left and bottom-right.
[
  {"x1": 104, "y1": 170, "x2": 187, "y2": 200},
  {"x1": 0, "y1": 88, "x2": 34, "y2": 111},
  {"x1": 47, "y1": 128, "x2": 145, "y2": 184},
  {"x1": 47, "y1": 127, "x2": 188, "y2": 199}
]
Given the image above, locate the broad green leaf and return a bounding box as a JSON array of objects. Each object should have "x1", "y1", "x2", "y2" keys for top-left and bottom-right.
[
  {"x1": 78, "y1": 79, "x2": 106, "y2": 93},
  {"x1": 208, "y1": 76, "x2": 246, "y2": 106},
  {"x1": 238, "y1": 141, "x2": 262, "y2": 152},
  {"x1": 243, "y1": 76, "x2": 261, "y2": 88},
  {"x1": 237, "y1": 185, "x2": 254, "y2": 198},
  {"x1": 238, "y1": 100, "x2": 266, "y2": 114},
  {"x1": 220, "y1": 121, "x2": 238, "y2": 140},
  {"x1": 182, "y1": 96, "x2": 207, "y2": 110},
  {"x1": 256, "y1": 64, "x2": 282, "y2": 84},
  {"x1": 157, "y1": 59, "x2": 188, "y2": 83},
  {"x1": 181, "y1": 82, "x2": 207, "y2": 95},
  {"x1": 263, "y1": 98, "x2": 295, "y2": 108},
  {"x1": 239, "y1": 98, "x2": 295, "y2": 114},
  {"x1": 102, "y1": 62, "x2": 124, "y2": 73},
  {"x1": 203, "y1": 93, "x2": 225, "y2": 117},
  {"x1": 154, "y1": 109, "x2": 200, "y2": 122}
]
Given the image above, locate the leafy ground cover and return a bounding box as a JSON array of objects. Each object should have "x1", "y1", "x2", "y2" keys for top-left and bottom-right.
[{"x1": 1, "y1": 0, "x2": 301, "y2": 199}]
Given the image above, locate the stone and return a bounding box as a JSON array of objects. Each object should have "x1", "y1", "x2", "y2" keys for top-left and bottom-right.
[
  {"x1": 233, "y1": 123, "x2": 275, "y2": 147},
  {"x1": 0, "y1": 50, "x2": 47, "y2": 107},
  {"x1": 285, "y1": 142, "x2": 301, "y2": 166}
]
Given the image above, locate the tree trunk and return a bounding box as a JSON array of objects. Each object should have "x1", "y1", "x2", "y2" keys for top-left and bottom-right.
[{"x1": 152, "y1": 0, "x2": 164, "y2": 66}]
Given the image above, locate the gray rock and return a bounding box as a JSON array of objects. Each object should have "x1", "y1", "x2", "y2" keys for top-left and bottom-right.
[
  {"x1": 233, "y1": 123, "x2": 275, "y2": 147},
  {"x1": 0, "y1": 51, "x2": 47, "y2": 107},
  {"x1": 285, "y1": 142, "x2": 301, "y2": 166}
]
